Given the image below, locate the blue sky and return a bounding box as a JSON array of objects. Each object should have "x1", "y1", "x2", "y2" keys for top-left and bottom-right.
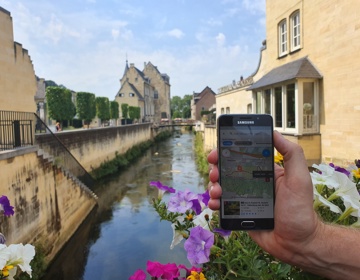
[{"x1": 0, "y1": 0, "x2": 265, "y2": 99}]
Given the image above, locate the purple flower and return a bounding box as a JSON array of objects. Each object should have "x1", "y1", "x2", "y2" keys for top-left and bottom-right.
[
  {"x1": 0, "y1": 196, "x2": 14, "y2": 216},
  {"x1": 149, "y1": 181, "x2": 175, "y2": 193},
  {"x1": 213, "y1": 228, "x2": 231, "y2": 242},
  {"x1": 190, "y1": 198, "x2": 202, "y2": 215},
  {"x1": 329, "y1": 163, "x2": 350, "y2": 177},
  {"x1": 184, "y1": 226, "x2": 214, "y2": 266},
  {"x1": 213, "y1": 228, "x2": 232, "y2": 238},
  {"x1": 167, "y1": 190, "x2": 198, "y2": 213},
  {"x1": 201, "y1": 190, "x2": 210, "y2": 206},
  {"x1": 355, "y1": 159, "x2": 360, "y2": 168}
]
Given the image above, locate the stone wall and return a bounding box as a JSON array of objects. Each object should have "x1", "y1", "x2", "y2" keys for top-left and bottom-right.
[
  {"x1": 0, "y1": 7, "x2": 37, "y2": 113},
  {"x1": 37, "y1": 123, "x2": 154, "y2": 172},
  {"x1": 0, "y1": 147, "x2": 97, "y2": 262}
]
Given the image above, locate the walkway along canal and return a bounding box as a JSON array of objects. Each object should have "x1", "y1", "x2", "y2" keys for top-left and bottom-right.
[{"x1": 42, "y1": 130, "x2": 207, "y2": 280}]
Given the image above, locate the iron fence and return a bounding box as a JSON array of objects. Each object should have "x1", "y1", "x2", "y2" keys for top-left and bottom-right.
[
  {"x1": 0, "y1": 110, "x2": 35, "y2": 151},
  {"x1": 0, "y1": 110, "x2": 94, "y2": 188}
]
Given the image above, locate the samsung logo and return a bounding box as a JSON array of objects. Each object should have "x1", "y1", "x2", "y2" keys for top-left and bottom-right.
[{"x1": 237, "y1": 121, "x2": 254, "y2": 124}]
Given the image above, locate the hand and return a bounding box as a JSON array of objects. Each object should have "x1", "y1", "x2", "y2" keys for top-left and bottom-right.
[{"x1": 207, "y1": 130, "x2": 320, "y2": 265}]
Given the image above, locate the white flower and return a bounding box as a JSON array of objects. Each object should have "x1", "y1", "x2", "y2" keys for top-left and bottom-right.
[
  {"x1": 6, "y1": 244, "x2": 35, "y2": 278},
  {"x1": 193, "y1": 208, "x2": 213, "y2": 230},
  {"x1": 341, "y1": 195, "x2": 360, "y2": 218},
  {"x1": 313, "y1": 187, "x2": 342, "y2": 214},
  {"x1": 170, "y1": 216, "x2": 185, "y2": 250},
  {"x1": 311, "y1": 164, "x2": 340, "y2": 189}
]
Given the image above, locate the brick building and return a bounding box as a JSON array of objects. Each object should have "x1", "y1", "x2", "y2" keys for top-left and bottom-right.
[{"x1": 191, "y1": 86, "x2": 216, "y2": 121}]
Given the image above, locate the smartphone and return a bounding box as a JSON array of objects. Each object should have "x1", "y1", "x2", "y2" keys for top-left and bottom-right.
[{"x1": 217, "y1": 114, "x2": 275, "y2": 230}]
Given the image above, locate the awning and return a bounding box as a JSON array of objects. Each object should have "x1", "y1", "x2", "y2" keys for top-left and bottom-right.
[{"x1": 247, "y1": 57, "x2": 322, "y2": 90}]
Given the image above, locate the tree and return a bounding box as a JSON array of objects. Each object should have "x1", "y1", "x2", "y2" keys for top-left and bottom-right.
[
  {"x1": 121, "y1": 103, "x2": 129, "y2": 124},
  {"x1": 110, "y1": 101, "x2": 119, "y2": 120},
  {"x1": 76, "y1": 92, "x2": 96, "y2": 128},
  {"x1": 129, "y1": 106, "x2": 140, "y2": 122},
  {"x1": 110, "y1": 101, "x2": 119, "y2": 125},
  {"x1": 95, "y1": 97, "x2": 110, "y2": 124},
  {"x1": 170, "y1": 94, "x2": 192, "y2": 119},
  {"x1": 46, "y1": 86, "x2": 76, "y2": 124}
]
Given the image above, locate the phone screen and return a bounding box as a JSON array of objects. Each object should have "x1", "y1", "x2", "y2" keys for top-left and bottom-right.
[{"x1": 218, "y1": 114, "x2": 275, "y2": 230}]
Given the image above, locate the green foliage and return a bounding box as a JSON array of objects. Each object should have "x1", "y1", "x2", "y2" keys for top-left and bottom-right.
[
  {"x1": 91, "y1": 130, "x2": 172, "y2": 180},
  {"x1": 121, "y1": 103, "x2": 129, "y2": 119},
  {"x1": 91, "y1": 140, "x2": 153, "y2": 180},
  {"x1": 95, "y1": 97, "x2": 110, "y2": 121},
  {"x1": 110, "y1": 101, "x2": 119, "y2": 120},
  {"x1": 46, "y1": 86, "x2": 76, "y2": 122},
  {"x1": 76, "y1": 92, "x2": 96, "y2": 126},
  {"x1": 194, "y1": 132, "x2": 210, "y2": 176},
  {"x1": 128, "y1": 106, "x2": 141, "y2": 121},
  {"x1": 171, "y1": 94, "x2": 192, "y2": 119}
]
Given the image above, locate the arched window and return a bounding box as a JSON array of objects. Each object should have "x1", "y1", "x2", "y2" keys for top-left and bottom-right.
[
  {"x1": 278, "y1": 19, "x2": 287, "y2": 56},
  {"x1": 290, "y1": 11, "x2": 301, "y2": 51}
]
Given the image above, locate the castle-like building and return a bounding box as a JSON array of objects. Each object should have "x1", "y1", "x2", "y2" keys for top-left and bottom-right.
[{"x1": 115, "y1": 61, "x2": 171, "y2": 124}]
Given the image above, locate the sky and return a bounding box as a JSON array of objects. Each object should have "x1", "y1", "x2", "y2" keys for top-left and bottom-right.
[{"x1": 0, "y1": 0, "x2": 266, "y2": 100}]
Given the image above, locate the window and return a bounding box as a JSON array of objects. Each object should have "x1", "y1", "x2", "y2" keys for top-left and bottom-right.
[
  {"x1": 221, "y1": 108, "x2": 224, "y2": 114},
  {"x1": 286, "y1": 84, "x2": 296, "y2": 128},
  {"x1": 278, "y1": 19, "x2": 287, "y2": 56},
  {"x1": 291, "y1": 11, "x2": 301, "y2": 51},
  {"x1": 274, "y1": 87, "x2": 283, "y2": 128},
  {"x1": 256, "y1": 92, "x2": 262, "y2": 113},
  {"x1": 119, "y1": 93, "x2": 124, "y2": 97},
  {"x1": 253, "y1": 80, "x2": 319, "y2": 135},
  {"x1": 226, "y1": 107, "x2": 230, "y2": 114},
  {"x1": 129, "y1": 93, "x2": 135, "y2": 97},
  {"x1": 154, "y1": 91, "x2": 158, "y2": 99},
  {"x1": 264, "y1": 89, "x2": 271, "y2": 114}
]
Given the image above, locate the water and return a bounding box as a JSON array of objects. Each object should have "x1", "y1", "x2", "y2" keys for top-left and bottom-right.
[{"x1": 43, "y1": 130, "x2": 207, "y2": 280}]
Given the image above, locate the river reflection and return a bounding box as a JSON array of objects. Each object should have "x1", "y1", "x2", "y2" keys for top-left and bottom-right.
[{"x1": 43, "y1": 130, "x2": 207, "y2": 280}]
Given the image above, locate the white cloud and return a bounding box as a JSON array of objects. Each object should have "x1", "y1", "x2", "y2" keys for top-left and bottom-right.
[
  {"x1": 111, "y1": 29, "x2": 120, "y2": 40},
  {"x1": 216, "y1": 33, "x2": 226, "y2": 46},
  {"x1": 167, "y1": 28, "x2": 185, "y2": 39}
]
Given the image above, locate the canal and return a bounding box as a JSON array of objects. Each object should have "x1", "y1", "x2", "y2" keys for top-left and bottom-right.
[{"x1": 43, "y1": 130, "x2": 207, "y2": 280}]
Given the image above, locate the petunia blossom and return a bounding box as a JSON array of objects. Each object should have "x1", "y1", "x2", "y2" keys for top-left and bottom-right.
[
  {"x1": 184, "y1": 226, "x2": 214, "y2": 266},
  {"x1": 149, "y1": 181, "x2": 175, "y2": 198},
  {"x1": 313, "y1": 187, "x2": 342, "y2": 214},
  {"x1": 7, "y1": 243, "x2": 35, "y2": 278},
  {"x1": 167, "y1": 190, "x2": 199, "y2": 213},
  {"x1": 129, "y1": 269, "x2": 146, "y2": 280},
  {"x1": 193, "y1": 208, "x2": 213, "y2": 230},
  {"x1": 213, "y1": 228, "x2": 232, "y2": 242},
  {"x1": 146, "y1": 261, "x2": 179, "y2": 279},
  {"x1": 329, "y1": 163, "x2": 351, "y2": 177},
  {"x1": 0, "y1": 196, "x2": 14, "y2": 216},
  {"x1": 170, "y1": 216, "x2": 185, "y2": 249}
]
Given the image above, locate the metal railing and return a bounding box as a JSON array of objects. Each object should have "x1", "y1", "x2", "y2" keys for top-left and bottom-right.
[
  {"x1": 0, "y1": 110, "x2": 35, "y2": 151},
  {"x1": 34, "y1": 114, "x2": 94, "y2": 188}
]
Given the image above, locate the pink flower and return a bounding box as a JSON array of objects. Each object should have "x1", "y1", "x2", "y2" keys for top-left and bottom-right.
[
  {"x1": 146, "y1": 261, "x2": 180, "y2": 279},
  {"x1": 129, "y1": 269, "x2": 146, "y2": 280}
]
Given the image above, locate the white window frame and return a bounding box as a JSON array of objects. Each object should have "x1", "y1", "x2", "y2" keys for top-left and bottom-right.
[
  {"x1": 278, "y1": 19, "x2": 287, "y2": 57},
  {"x1": 290, "y1": 11, "x2": 301, "y2": 51},
  {"x1": 129, "y1": 93, "x2": 135, "y2": 97},
  {"x1": 252, "y1": 80, "x2": 319, "y2": 135}
]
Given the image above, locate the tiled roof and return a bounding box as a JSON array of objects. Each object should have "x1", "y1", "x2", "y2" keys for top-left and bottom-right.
[{"x1": 248, "y1": 57, "x2": 322, "y2": 90}]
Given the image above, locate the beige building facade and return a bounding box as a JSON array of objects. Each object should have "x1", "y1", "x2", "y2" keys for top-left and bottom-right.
[
  {"x1": 115, "y1": 61, "x2": 171, "y2": 124},
  {"x1": 216, "y1": 0, "x2": 360, "y2": 166},
  {"x1": 0, "y1": 7, "x2": 37, "y2": 113}
]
